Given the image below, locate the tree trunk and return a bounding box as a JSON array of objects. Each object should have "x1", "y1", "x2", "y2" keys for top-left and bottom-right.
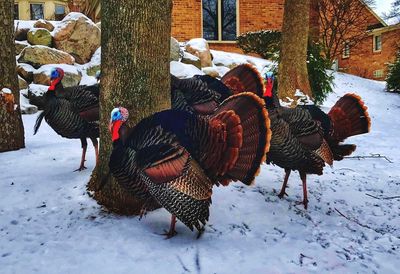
[
  {"x1": 88, "y1": 0, "x2": 172, "y2": 215},
  {"x1": 0, "y1": 0, "x2": 25, "y2": 152},
  {"x1": 278, "y1": 0, "x2": 312, "y2": 102}
]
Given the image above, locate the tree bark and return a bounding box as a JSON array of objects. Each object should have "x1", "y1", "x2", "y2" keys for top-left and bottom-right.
[
  {"x1": 278, "y1": 0, "x2": 312, "y2": 102},
  {"x1": 88, "y1": 0, "x2": 172, "y2": 215},
  {"x1": 0, "y1": 0, "x2": 25, "y2": 152}
]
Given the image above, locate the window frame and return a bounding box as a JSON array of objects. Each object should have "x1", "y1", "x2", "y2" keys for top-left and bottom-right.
[
  {"x1": 373, "y1": 34, "x2": 382, "y2": 52},
  {"x1": 373, "y1": 69, "x2": 384, "y2": 78},
  {"x1": 201, "y1": 0, "x2": 240, "y2": 43},
  {"x1": 30, "y1": 3, "x2": 45, "y2": 20},
  {"x1": 342, "y1": 42, "x2": 350, "y2": 59}
]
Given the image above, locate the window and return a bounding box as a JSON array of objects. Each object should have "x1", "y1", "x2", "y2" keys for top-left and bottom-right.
[
  {"x1": 14, "y1": 4, "x2": 19, "y2": 20},
  {"x1": 30, "y1": 4, "x2": 44, "y2": 20},
  {"x1": 343, "y1": 42, "x2": 350, "y2": 58},
  {"x1": 202, "y1": 0, "x2": 238, "y2": 41},
  {"x1": 373, "y1": 35, "x2": 382, "y2": 52},
  {"x1": 55, "y1": 5, "x2": 66, "y2": 21},
  {"x1": 373, "y1": 69, "x2": 384, "y2": 78}
]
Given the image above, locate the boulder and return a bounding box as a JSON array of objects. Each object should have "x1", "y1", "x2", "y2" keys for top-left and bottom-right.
[
  {"x1": 27, "y1": 28, "x2": 52, "y2": 47},
  {"x1": 27, "y1": 84, "x2": 48, "y2": 109},
  {"x1": 185, "y1": 38, "x2": 212, "y2": 68},
  {"x1": 17, "y1": 63, "x2": 35, "y2": 83},
  {"x1": 18, "y1": 45, "x2": 75, "y2": 68},
  {"x1": 18, "y1": 76, "x2": 28, "y2": 90},
  {"x1": 181, "y1": 52, "x2": 201, "y2": 69},
  {"x1": 170, "y1": 37, "x2": 181, "y2": 62},
  {"x1": 33, "y1": 19, "x2": 54, "y2": 32},
  {"x1": 202, "y1": 67, "x2": 220, "y2": 78},
  {"x1": 15, "y1": 41, "x2": 29, "y2": 55},
  {"x1": 33, "y1": 64, "x2": 81, "y2": 87},
  {"x1": 86, "y1": 47, "x2": 101, "y2": 76},
  {"x1": 15, "y1": 28, "x2": 30, "y2": 41},
  {"x1": 20, "y1": 92, "x2": 38, "y2": 114},
  {"x1": 53, "y1": 12, "x2": 101, "y2": 64}
]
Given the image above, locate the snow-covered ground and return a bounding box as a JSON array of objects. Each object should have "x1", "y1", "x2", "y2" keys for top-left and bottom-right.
[{"x1": 1, "y1": 60, "x2": 400, "y2": 273}]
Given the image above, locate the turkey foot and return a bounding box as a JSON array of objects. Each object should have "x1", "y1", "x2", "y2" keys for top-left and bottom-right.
[
  {"x1": 74, "y1": 164, "x2": 87, "y2": 172},
  {"x1": 296, "y1": 199, "x2": 309, "y2": 209},
  {"x1": 278, "y1": 169, "x2": 291, "y2": 199}
]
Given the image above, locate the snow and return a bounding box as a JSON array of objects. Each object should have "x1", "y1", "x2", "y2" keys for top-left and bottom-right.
[
  {"x1": 1, "y1": 88, "x2": 12, "y2": 94},
  {"x1": 211, "y1": 49, "x2": 272, "y2": 73},
  {"x1": 170, "y1": 61, "x2": 204, "y2": 78},
  {"x1": 36, "y1": 64, "x2": 81, "y2": 76},
  {"x1": 1, "y1": 52, "x2": 400, "y2": 273},
  {"x1": 28, "y1": 84, "x2": 49, "y2": 97},
  {"x1": 19, "y1": 92, "x2": 38, "y2": 114},
  {"x1": 185, "y1": 38, "x2": 209, "y2": 52}
]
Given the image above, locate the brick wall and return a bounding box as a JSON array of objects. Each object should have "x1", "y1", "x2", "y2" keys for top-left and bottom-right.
[
  {"x1": 338, "y1": 27, "x2": 400, "y2": 80},
  {"x1": 171, "y1": 0, "x2": 202, "y2": 41}
]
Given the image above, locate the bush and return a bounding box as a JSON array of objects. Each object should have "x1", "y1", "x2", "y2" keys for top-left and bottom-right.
[
  {"x1": 237, "y1": 30, "x2": 281, "y2": 60},
  {"x1": 386, "y1": 50, "x2": 400, "y2": 93},
  {"x1": 238, "y1": 30, "x2": 334, "y2": 105}
]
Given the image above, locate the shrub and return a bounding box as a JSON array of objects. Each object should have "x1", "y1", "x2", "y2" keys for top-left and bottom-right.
[
  {"x1": 386, "y1": 50, "x2": 400, "y2": 93},
  {"x1": 238, "y1": 30, "x2": 334, "y2": 105}
]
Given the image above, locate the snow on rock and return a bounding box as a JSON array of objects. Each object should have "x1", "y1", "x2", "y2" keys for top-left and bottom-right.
[
  {"x1": 170, "y1": 61, "x2": 204, "y2": 78},
  {"x1": 1, "y1": 88, "x2": 12, "y2": 94},
  {"x1": 185, "y1": 38, "x2": 212, "y2": 67},
  {"x1": 19, "y1": 90, "x2": 38, "y2": 114},
  {"x1": 27, "y1": 83, "x2": 48, "y2": 109},
  {"x1": 34, "y1": 64, "x2": 82, "y2": 87},
  {"x1": 18, "y1": 45, "x2": 75, "y2": 68},
  {"x1": 211, "y1": 49, "x2": 272, "y2": 73}
]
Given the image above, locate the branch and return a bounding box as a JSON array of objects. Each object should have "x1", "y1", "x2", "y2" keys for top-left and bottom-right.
[
  {"x1": 366, "y1": 193, "x2": 400, "y2": 200},
  {"x1": 344, "y1": 154, "x2": 394, "y2": 163}
]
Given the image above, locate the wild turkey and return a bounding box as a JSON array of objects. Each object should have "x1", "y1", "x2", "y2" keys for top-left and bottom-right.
[
  {"x1": 170, "y1": 64, "x2": 265, "y2": 115},
  {"x1": 108, "y1": 92, "x2": 271, "y2": 237},
  {"x1": 261, "y1": 72, "x2": 371, "y2": 208},
  {"x1": 34, "y1": 68, "x2": 100, "y2": 171}
]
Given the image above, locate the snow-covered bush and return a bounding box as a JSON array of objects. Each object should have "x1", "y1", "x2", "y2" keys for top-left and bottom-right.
[{"x1": 386, "y1": 50, "x2": 400, "y2": 93}]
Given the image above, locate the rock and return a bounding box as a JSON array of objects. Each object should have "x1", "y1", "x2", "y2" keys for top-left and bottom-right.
[
  {"x1": 96, "y1": 21, "x2": 101, "y2": 30},
  {"x1": 185, "y1": 38, "x2": 212, "y2": 68},
  {"x1": 170, "y1": 61, "x2": 204, "y2": 79},
  {"x1": 33, "y1": 64, "x2": 81, "y2": 87},
  {"x1": 18, "y1": 45, "x2": 75, "y2": 68},
  {"x1": 15, "y1": 41, "x2": 29, "y2": 55},
  {"x1": 27, "y1": 28, "x2": 52, "y2": 47},
  {"x1": 53, "y1": 12, "x2": 101, "y2": 64},
  {"x1": 33, "y1": 19, "x2": 54, "y2": 32},
  {"x1": 15, "y1": 28, "x2": 30, "y2": 41},
  {"x1": 202, "y1": 67, "x2": 220, "y2": 78},
  {"x1": 27, "y1": 84, "x2": 49, "y2": 109},
  {"x1": 181, "y1": 52, "x2": 201, "y2": 69},
  {"x1": 170, "y1": 37, "x2": 181, "y2": 62},
  {"x1": 20, "y1": 92, "x2": 38, "y2": 114},
  {"x1": 18, "y1": 76, "x2": 28, "y2": 90},
  {"x1": 17, "y1": 63, "x2": 35, "y2": 82}
]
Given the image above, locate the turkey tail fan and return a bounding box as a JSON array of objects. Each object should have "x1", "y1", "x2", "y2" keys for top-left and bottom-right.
[
  {"x1": 193, "y1": 74, "x2": 232, "y2": 101},
  {"x1": 33, "y1": 111, "x2": 45, "y2": 135},
  {"x1": 328, "y1": 93, "x2": 371, "y2": 143},
  {"x1": 212, "y1": 92, "x2": 271, "y2": 185},
  {"x1": 221, "y1": 64, "x2": 264, "y2": 97}
]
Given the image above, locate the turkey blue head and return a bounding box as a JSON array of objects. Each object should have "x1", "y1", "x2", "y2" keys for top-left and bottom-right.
[
  {"x1": 264, "y1": 71, "x2": 274, "y2": 98},
  {"x1": 109, "y1": 107, "x2": 129, "y2": 142},
  {"x1": 48, "y1": 68, "x2": 65, "y2": 91}
]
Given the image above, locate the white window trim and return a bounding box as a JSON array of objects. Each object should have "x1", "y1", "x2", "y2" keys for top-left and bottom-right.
[
  {"x1": 201, "y1": 0, "x2": 240, "y2": 43},
  {"x1": 373, "y1": 34, "x2": 382, "y2": 52},
  {"x1": 342, "y1": 42, "x2": 350, "y2": 59}
]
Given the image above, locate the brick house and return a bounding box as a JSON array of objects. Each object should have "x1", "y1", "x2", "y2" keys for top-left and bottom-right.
[
  {"x1": 65, "y1": 0, "x2": 400, "y2": 80},
  {"x1": 14, "y1": 0, "x2": 69, "y2": 20}
]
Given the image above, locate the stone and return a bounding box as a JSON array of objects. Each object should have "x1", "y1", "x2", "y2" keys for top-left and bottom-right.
[
  {"x1": 202, "y1": 67, "x2": 220, "y2": 78},
  {"x1": 18, "y1": 45, "x2": 75, "y2": 68},
  {"x1": 181, "y1": 52, "x2": 201, "y2": 69},
  {"x1": 86, "y1": 47, "x2": 101, "y2": 76},
  {"x1": 15, "y1": 28, "x2": 30, "y2": 41},
  {"x1": 27, "y1": 28, "x2": 53, "y2": 47},
  {"x1": 53, "y1": 12, "x2": 101, "y2": 64},
  {"x1": 15, "y1": 41, "x2": 29, "y2": 55},
  {"x1": 20, "y1": 93, "x2": 38, "y2": 114},
  {"x1": 185, "y1": 38, "x2": 213, "y2": 68},
  {"x1": 27, "y1": 84, "x2": 48, "y2": 109},
  {"x1": 33, "y1": 19, "x2": 55, "y2": 32},
  {"x1": 170, "y1": 37, "x2": 181, "y2": 62},
  {"x1": 18, "y1": 76, "x2": 28, "y2": 90},
  {"x1": 17, "y1": 63, "x2": 35, "y2": 83},
  {"x1": 33, "y1": 64, "x2": 82, "y2": 87}
]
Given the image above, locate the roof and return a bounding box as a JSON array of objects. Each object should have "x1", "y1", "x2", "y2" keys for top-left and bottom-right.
[
  {"x1": 367, "y1": 23, "x2": 400, "y2": 35},
  {"x1": 361, "y1": 0, "x2": 388, "y2": 27}
]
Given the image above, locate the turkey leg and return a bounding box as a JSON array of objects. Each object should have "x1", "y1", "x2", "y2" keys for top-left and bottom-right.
[
  {"x1": 299, "y1": 171, "x2": 309, "y2": 209},
  {"x1": 278, "y1": 169, "x2": 291, "y2": 198},
  {"x1": 75, "y1": 138, "x2": 88, "y2": 171},
  {"x1": 163, "y1": 215, "x2": 177, "y2": 239}
]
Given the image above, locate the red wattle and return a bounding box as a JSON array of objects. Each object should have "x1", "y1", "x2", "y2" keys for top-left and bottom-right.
[
  {"x1": 264, "y1": 80, "x2": 273, "y2": 97},
  {"x1": 112, "y1": 120, "x2": 123, "y2": 141},
  {"x1": 48, "y1": 78, "x2": 61, "y2": 91}
]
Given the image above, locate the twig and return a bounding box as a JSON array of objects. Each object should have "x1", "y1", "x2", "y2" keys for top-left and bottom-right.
[
  {"x1": 335, "y1": 208, "x2": 376, "y2": 231},
  {"x1": 366, "y1": 193, "x2": 400, "y2": 200},
  {"x1": 344, "y1": 153, "x2": 393, "y2": 163}
]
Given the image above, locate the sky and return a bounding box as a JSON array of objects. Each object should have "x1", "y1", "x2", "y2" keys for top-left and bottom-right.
[{"x1": 373, "y1": 0, "x2": 394, "y2": 17}]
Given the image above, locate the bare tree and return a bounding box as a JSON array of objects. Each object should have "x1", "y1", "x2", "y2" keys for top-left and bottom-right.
[
  {"x1": 319, "y1": 0, "x2": 378, "y2": 62},
  {"x1": 278, "y1": 0, "x2": 312, "y2": 101},
  {"x1": 87, "y1": 0, "x2": 172, "y2": 214},
  {"x1": 384, "y1": 0, "x2": 400, "y2": 24},
  {"x1": 0, "y1": 0, "x2": 25, "y2": 152}
]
